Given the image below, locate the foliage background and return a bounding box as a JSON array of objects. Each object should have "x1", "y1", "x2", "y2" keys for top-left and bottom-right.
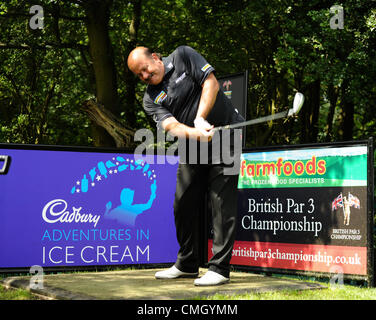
[{"x1": 0, "y1": 0, "x2": 375, "y2": 148}]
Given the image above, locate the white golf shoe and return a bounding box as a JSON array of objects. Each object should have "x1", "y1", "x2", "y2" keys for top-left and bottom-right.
[
  {"x1": 194, "y1": 270, "x2": 229, "y2": 286},
  {"x1": 155, "y1": 265, "x2": 199, "y2": 279}
]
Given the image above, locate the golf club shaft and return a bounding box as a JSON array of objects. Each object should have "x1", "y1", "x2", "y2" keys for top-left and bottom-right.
[{"x1": 213, "y1": 109, "x2": 290, "y2": 131}]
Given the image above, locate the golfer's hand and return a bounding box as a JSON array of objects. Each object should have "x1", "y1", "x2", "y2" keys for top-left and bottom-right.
[
  {"x1": 194, "y1": 117, "x2": 214, "y2": 131},
  {"x1": 192, "y1": 127, "x2": 214, "y2": 142},
  {"x1": 193, "y1": 117, "x2": 214, "y2": 141}
]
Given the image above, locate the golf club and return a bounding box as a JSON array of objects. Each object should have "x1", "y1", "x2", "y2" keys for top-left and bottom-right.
[{"x1": 213, "y1": 92, "x2": 304, "y2": 131}]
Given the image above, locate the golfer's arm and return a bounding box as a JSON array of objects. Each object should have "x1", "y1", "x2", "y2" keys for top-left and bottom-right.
[
  {"x1": 195, "y1": 72, "x2": 219, "y2": 120},
  {"x1": 160, "y1": 73, "x2": 218, "y2": 138},
  {"x1": 161, "y1": 117, "x2": 195, "y2": 139},
  {"x1": 161, "y1": 117, "x2": 213, "y2": 141}
]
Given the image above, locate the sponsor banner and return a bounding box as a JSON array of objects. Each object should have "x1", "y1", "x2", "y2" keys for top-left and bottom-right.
[
  {"x1": 208, "y1": 240, "x2": 367, "y2": 275},
  {"x1": 239, "y1": 146, "x2": 367, "y2": 189},
  {"x1": 207, "y1": 143, "x2": 372, "y2": 278},
  {"x1": 0, "y1": 148, "x2": 179, "y2": 269}
]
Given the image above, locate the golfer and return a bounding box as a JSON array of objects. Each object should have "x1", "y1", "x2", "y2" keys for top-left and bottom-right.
[{"x1": 127, "y1": 45, "x2": 243, "y2": 286}]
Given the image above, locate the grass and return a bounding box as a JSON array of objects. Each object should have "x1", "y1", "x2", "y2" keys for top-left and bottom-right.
[
  {"x1": 0, "y1": 285, "x2": 38, "y2": 300},
  {"x1": 200, "y1": 273, "x2": 376, "y2": 300},
  {"x1": 203, "y1": 284, "x2": 376, "y2": 300},
  {"x1": 1, "y1": 270, "x2": 376, "y2": 300},
  {"x1": 3, "y1": 281, "x2": 376, "y2": 300}
]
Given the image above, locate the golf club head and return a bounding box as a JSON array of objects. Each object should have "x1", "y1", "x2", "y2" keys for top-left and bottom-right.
[{"x1": 292, "y1": 92, "x2": 304, "y2": 114}]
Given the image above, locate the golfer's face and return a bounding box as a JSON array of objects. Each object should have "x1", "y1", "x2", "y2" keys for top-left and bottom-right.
[{"x1": 134, "y1": 54, "x2": 163, "y2": 85}]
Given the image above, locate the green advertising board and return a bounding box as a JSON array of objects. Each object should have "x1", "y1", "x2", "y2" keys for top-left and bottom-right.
[{"x1": 238, "y1": 146, "x2": 367, "y2": 189}]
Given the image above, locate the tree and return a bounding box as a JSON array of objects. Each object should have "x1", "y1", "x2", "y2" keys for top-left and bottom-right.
[{"x1": 0, "y1": 0, "x2": 375, "y2": 149}]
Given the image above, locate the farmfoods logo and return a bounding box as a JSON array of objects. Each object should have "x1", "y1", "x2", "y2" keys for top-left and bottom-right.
[
  {"x1": 239, "y1": 146, "x2": 368, "y2": 189},
  {"x1": 240, "y1": 156, "x2": 326, "y2": 177}
]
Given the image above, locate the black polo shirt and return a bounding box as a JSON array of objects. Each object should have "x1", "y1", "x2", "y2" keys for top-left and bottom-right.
[{"x1": 143, "y1": 46, "x2": 244, "y2": 129}]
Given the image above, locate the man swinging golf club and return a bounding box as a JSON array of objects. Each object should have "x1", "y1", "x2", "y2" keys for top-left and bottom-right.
[{"x1": 127, "y1": 45, "x2": 244, "y2": 286}]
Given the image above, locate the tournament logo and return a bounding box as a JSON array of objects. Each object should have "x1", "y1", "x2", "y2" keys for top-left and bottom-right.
[
  {"x1": 222, "y1": 80, "x2": 232, "y2": 100},
  {"x1": 331, "y1": 192, "x2": 360, "y2": 226}
]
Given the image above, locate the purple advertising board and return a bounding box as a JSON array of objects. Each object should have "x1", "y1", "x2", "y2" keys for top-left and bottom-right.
[{"x1": 0, "y1": 145, "x2": 179, "y2": 270}]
